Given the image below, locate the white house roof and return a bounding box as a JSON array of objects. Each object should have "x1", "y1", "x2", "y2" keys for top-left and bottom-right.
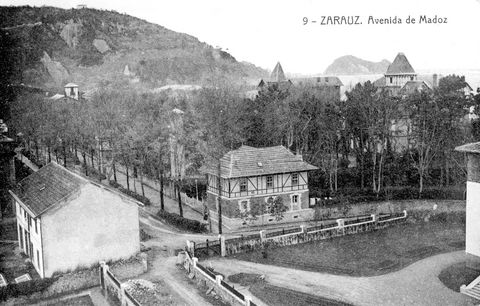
[{"x1": 9, "y1": 162, "x2": 142, "y2": 217}]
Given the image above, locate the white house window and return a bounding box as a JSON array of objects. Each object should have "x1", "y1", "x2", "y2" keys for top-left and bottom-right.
[
  {"x1": 266, "y1": 175, "x2": 273, "y2": 188},
  {"x1": 34, "y1": 219, "x2": 38, "y2": 234},
  {"x1": 239, "y1": 200, "x2": 250, "y2": 214},
  {"x1": 389, "y1": 77, "x2": 393, "y2": 83},
  {"x1": 240, "y1": 178, "x2": 248, "y2": 192},
  {"x1": 292, "y1": 195, "x2": 299, "y2": 204},
  {"x1": 291, "y1": 173, "x2": 299, "y2": 186}
]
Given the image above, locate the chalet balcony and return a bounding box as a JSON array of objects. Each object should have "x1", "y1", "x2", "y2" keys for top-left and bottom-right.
[{"x1": 207, "y1": 184, "x2": 308, "y2": 198}]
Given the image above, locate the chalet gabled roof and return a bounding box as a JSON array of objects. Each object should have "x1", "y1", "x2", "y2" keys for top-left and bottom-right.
[
  {"x1": 385, "y1": 53, "x2": 416, "y2": 75},
  {"x1": 200, "y1": 145, "x2": 318, "y2": 178},
  {"x1": 270, "y1": 62, "x2": 286, "y2": 82},
  {"x1": 64, "y1": 83, "x2": 78, "y2": 88},
  {"x1": 9, "y1": 162, "x2": 142, "y2": 217}
]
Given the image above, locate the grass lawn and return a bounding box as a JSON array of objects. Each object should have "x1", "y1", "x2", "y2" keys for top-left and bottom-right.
[
  {"x1": 439, "y1": 262, "x2": 480, "y2": 292},
  {"x1": 228, "y1": 273, "x2": 352, "y2": 306},
  {"x1": 231, "y1": 219, "x2": 465, "y2": 276},
  {"x1": 45, "y1": 294, "x2": 94, "y2": 306}
]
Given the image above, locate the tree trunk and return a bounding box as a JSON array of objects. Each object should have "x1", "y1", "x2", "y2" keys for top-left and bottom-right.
[
  {"x1": 55, "y1": 149, "x2": 59, "y2": 163},
  {"x1": 47, "y1": 146, "x2": 51, "y2": 163},
  {"x1": 217, "y1": 161, "x2": 223, "y2": 234},
  {"x1": 90, "y1": 149, "x2": 94, "y2": 169},
  {"x1": 177, "y1": 179, "x2": 183, "y2": 217},
  {"x1": 82, "y1": 152, "x2": 88, "y2": 176},
  {"x1": 160, "y1": 169, "x2": 165, "y2": 210},
  {"x1": 125, "y1": 164, "x2": 130, "y2": 191},
  {"x1": 113, "y1": 161, "x2": 117, "y2": 182},
  {"x1": 63, "y1": 143, "x2": 67, "y2": 168},
  {"x1": 140, "y1": 169, "x2": 145, "y2": 197}
]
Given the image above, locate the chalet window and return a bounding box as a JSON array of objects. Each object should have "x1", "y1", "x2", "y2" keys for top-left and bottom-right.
[
  {"x1": 389, "y1": 77, "x2": 393, "y2": 84},
  {"x1": 410, "y1": 76, "x2": 414, "y2": 81},
  {"x1": 37, "y1": 250, "x2": 40, "y2": 268},
  {"x1": 266, "y1": 175, "x2": 273, "y2": 188},
  {"x1": 24, "y1": 210, "x2": 27, "y2": 221},
  {"x1": 291, "y1": 173, "x2": 299, "y2": 186},
  {"x1": 239, "y1": 178, "x2": 248, "y2": 192},
  {"x1": 292, "y1": 195, "x2": 299, "y2": 204},
  {"x1": 28, "y1": 216, "x2": 31, "y2": 229},
  {"x1": 34, "y1": 219, "x2": 38, "y2": 234}
]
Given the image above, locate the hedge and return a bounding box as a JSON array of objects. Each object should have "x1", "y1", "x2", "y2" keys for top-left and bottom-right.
[
  {"x1": 0, "y1": 277, "x2": 56, "y2": 302},
  {"x1": 109, "y1": 180, "x2": 151, "y2": 206},
  {"x1": 312, "y1": 186, "x2": 465, "y2": 206},
  {"x1": 155, "y1": 210, "x2": 206, "y2": 233}
]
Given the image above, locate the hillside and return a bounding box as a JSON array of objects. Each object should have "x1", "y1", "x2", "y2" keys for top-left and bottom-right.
[
  {"x1": 0, "y1": 6, "x2": 268, "y2": 93},
  {"x1": 324, "y1": 55, "x2": 390, "y2": 75}
]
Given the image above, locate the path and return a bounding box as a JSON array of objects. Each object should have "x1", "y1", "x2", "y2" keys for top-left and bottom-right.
[
  {"x1": 205, "y1": 251, "x2": 478, "y2": 306},
  {"x1": 141, "y1": 253, "x2": 212, "y2": 306}
]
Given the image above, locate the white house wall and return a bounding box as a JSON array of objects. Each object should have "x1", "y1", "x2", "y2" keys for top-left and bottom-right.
[
  {"x1": 467, "y1": 181, "x2": 480, "y2": 257},
  {"x1": 41, "y1": 184, "x2": 140, "y2": 277},
  {"x1": 15, "y1": 201, "x2": 44, "y2": 277}
]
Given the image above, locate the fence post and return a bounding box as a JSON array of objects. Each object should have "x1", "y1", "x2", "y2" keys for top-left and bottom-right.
[
  {"x1": 120, "y1": 283, "x2": 128, "y2": 306},
  {"x1": 403, "y1": 210, "x2": 407, "y2": 217},
  {"x1": 260, "y1": 230, "x2": 265, "y2": 242},
  {"x1": 219, "y1": 235, "x2": 226, "y2": 257},
  {"x1": 337, "y1": 218, "x2": 345, "y2": 235},
  {"x1": 245, "y1": 295, "x2": 251, "y2": 306},
  {"x1": 99, "y1": 261, "x2": 106, "y2": 291},
  {"x1": 300, "y1": 225, "x2": 305, "y2": 234},
  {"x1": 215, "y1": 274, "x2": 223, "y2": 285},
  {"x1": 192, "y1": 257, "x2": 198, "y2": 268},
  {"x1": 371, "y1": 214, "x2": 376, "y2": 222}
]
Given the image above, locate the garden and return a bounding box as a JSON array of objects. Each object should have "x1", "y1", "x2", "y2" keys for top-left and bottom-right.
[{"x1": 231, "y1": 212, "x2": 465, "y2": 277}]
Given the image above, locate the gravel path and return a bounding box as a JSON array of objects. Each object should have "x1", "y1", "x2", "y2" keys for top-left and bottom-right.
[{"x1": 205, "y1": 251, "x2": 478, "y2": 306}]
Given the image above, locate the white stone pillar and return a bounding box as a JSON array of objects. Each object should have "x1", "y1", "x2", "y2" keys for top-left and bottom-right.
[
  {"x1": 192, "y1": 257, "x2": 198, "y2": 268},
  {"x1": 245, "y1": 295, "x2": 251, "y2": 306},
  {"x1": 219, "y1": 235, "x2": 226, "y2": 257},
  {"x1": 215, "y1": 274, "x2": 223, "y2": 285},
  {"x1": 403, "y1": 209, "x2": 407, "y2": 217},
  {"x1": 259, "y1": 230, "x2": 265, "y2": 242},
  {"x1": 371, "y1": 214, "x2": 376, "y2": 222}
]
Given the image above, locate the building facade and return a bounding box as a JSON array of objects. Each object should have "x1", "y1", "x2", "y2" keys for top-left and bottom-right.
[
  {"x1": 455, "y1": 143, "x2": 480, "y2": 259},
  {"x1": 9, "y1": 162, "x2": 140, "y2": 278},
  {"x1": 201, "y1": 145, "x2": 317, "y2": 229}
]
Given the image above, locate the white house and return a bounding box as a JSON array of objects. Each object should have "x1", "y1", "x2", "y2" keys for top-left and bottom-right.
[{"x1": 9, "y1": 162, "x2": 140, "y2": 278}]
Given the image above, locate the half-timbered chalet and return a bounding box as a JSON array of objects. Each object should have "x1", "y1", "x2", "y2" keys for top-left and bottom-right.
[{"x1": 201, "y1": 145, "x2": 318, "y2": 229}]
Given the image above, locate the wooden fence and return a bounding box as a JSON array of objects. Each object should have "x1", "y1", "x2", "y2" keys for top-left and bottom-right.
[
  {"x1": 179, "y1": 251, "x2": 257, "y2": 306},
  {"x1": 191, "y1": 211, "x2": 408, "y2": 258},
  {"x1": 99, "y1": 262, "x2": 141, "y2": 306}
]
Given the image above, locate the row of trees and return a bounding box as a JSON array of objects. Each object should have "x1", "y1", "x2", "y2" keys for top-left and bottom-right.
[{"x1": 8, "y1": 75, "x2": 479, "y2": 208}]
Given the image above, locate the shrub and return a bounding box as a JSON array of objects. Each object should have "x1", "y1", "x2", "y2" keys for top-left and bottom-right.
[
  {"x1": 108, "y1": 180, "x2": 151, "y2": 206},
  {"x1": 0, "y1": 277, "x2": 56, "y2": 302},
  {"x1": 155, "y1": 210, "x2": 206, "y2": 233}
]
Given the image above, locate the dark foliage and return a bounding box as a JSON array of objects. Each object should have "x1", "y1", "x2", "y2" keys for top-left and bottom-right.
[
  {"x1": 0, "y1": 277, "x2": 56, "y2": 302},
  {"x1": 155, "y1": 209, "x2": 206, "y2": 233},
  {"x1": 108, "y1": 180, "x2": 151, "y2": 206}
]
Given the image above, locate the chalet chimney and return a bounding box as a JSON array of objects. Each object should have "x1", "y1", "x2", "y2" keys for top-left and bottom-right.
[{"x1": 433, "y1": 74, "x2": 438, "y2": 88}]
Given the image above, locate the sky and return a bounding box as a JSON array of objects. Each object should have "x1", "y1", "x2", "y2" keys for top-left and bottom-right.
[{"x1": 1, "y1": 0, "x2": 480, "y2": 75}]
